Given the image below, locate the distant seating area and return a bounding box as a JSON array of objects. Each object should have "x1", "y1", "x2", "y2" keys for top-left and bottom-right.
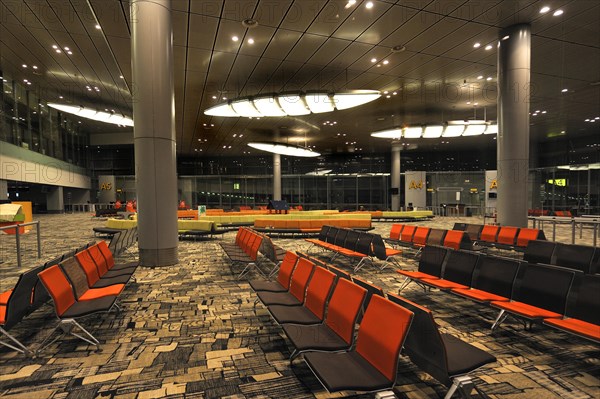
[
  {"x1": 249, "y1": 251, "x2": 497, "y2": 397},
  {"x1": 1, "y1": 241, "x2": 137, "y2": 356},
  {"x1": 396, "y1": 245, "x2": 600, "y2": 343},
  {"x1": 253, "y1": 217, "x2": 372, "y2": 235},
  {"x1": 370, "y1": 210, "x2": 434, "y2": 221}
]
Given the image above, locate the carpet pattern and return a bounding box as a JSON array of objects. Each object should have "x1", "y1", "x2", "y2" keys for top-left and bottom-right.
[{"x1": 0, "y1": 214, "x2": 598, "y2": 399}]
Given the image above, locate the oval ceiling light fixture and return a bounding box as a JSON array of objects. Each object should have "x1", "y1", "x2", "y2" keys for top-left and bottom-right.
[
  {"x1": 462, "y1": 120, "x2": 487, "y2": 136},
  {"x1": 371, "y1": 128, "x2": 403, "y2": 139},
  {"x1": 403, "y1": 126, "x2": 423, "y2": 138},
  {"x1": 204, "y1": 90, "x2": 380, "y2": 117},
  {"x1": 247, "y1": 142, "x2": 321, "y2": 157},
  {"x1": 47, "y1": 103, "x2": 133, "y2": 126},
  {"x1": 422, "y1": 125, "x2": 444, "y2": 138}
]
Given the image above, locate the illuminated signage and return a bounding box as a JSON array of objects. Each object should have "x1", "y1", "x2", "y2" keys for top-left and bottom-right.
[
  {"x1": 489, "y1": 179, "x2": 498, "y2": 189},
  {"x1": 547, "y1": 179, "x2": 566, "y2": 187},
  {"x1": 409, "y1": 180, "x2": 424, "y2": 190},
  {"x1": 100, "y1": 182, "x2": 112, "y2": 190}
]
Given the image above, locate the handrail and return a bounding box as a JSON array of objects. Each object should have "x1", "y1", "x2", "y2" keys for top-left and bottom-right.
[
  {"x1": 528, "y1": 216, "x2": 600, "y2": 246},
  {"x1": 0, "y1": 221, "x2": 42, "y2": 268}
]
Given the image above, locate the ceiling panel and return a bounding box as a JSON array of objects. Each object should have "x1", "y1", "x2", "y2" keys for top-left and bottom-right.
[
  {"x1": 279, "y1": 0, "x2": 327, "y2": 32},
  {"x1": 332, "y1": 1, "x2": 391, "y2": 41},
  {"x1": 285, "y1": 33, "x2": 327, "y2": 63}
]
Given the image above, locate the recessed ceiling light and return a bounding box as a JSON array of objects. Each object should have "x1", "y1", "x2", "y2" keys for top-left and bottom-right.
[
  {"x1": 52, "y1": 45, "x2": 58, "y2": 49},
  {"x1": 67, "y1": 51, "x2": 73, "y2": 55},
  {"x1": 553, "y1": 9, "x2": 563, "y2": 16},
  {"x1": 23, "y1": 79, "x2": 28, "y2": 82},
  {"x1": 365, "y1": 1, "x2": 374, "y2": 9},
  {"x1": 247, "y1": 38, "x2": 254, "y2": 44},
  {"x1": 64, "y1": 47, "x2": 70, "y2": 51},
  {"x1": 222, "y1": 97, "x2": 227, "y2": 100},
  {"x1": 119, "y1": 75, "x2": 124, "y2": 79},
  {"x1": 561, "y1": 88, "x2": 568, "y2": 93},
  {"x1": 212, "y1": 95, "x2": 217, "y2": 99},
  {"x1": 95, "y1": 24, "x2": 101, "y2": 29},
  {"x1": 392, "y1": 91, "x2": 397, "y2": 95},
  {"x1": 486, "y1": 77, "x2": 492, "y2": 81},
  {"x1": 376, "y1": 64, "x2": 381, "y2": 67},
  {"x1": 502, "y1": 35, "x2": 510, "y2": 40},
  {"x1": 540, "y1": 6, "x2": 551, "y2": 14},
  {"x1": 467, "y1": 101, "x2": 471, "y2": 105},
  {"x1": 345, "y1": 0, "x2": 356, "y2": 9},
  {"x1": 371, "y1": 58, "x2": 377, "y2": 63},
  {"x1": 59, "y1": 95, "x2": 63, "y2": 99},
  {"x1": 26, "y1": 82, "x2": 31, "y2": 85},
  {"x1": 232, "y1": 36, "x2": 239, "y2": 42},
  {"x1": 32, "y1": 65, "x2": 38, "y2": 69},
  {"x1": 383, "y1": 60, "x2": 389, "y2": 65},
  {"x1": 485, "y1": 44, "x2": 493, "y2": 50},
  {"x1": 473, "y1": 42, "x2": 481, "y2": 48},
  {"x1": 56, "y1": 49, "x2": 62, "y2": 53},
  {"x1": 386, "y1": 95, "x2": 391, "y2": 98},
  {"x1": 383, "y1": 91, "x2": 388, "y2": 94},
  {"x1": 477, "y1": 75, "x2": 483, "y2": 79},
  {"x1": 22, "y1": 64, "x2": 27, "y2": 68}
]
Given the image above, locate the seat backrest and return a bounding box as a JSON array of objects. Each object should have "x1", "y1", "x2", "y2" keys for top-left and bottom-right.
[
  {"x1": 470, "y1": 256, "x2": 522, "y2": 299},
  {"x1": 441, "y1": 250, "x2": 479, "y2": 287},
  {"x1": 400, "y1": 225, "x2": 417, "y2": 243},
  {"x1": 75, "y1": 250, "x2": 102, "y2": 286},
  {"x1": 327, "y1": 264, "x2": 352, "y2": 281},
  {"x1": 497, "y1": 226, "x2": 519, "y2": 245},
  {"x1": 2, "y1": 264, "x2": 45, "y2": 329},
  {"x1": 288, "y1": 257, "x2": 315, "y2": 302},
  {"x1": 565, "y1": 274, "x2": 600, "y2": 325},
  {"x1": 553, "y1": 243, "x2": 595, "y2": 274},
  {"x1": 325, "y1": 226, "x2": 338, "y2": 243},
  {"x1": 317, "y1": 225, "x2": 330, "y2": 242},
  {"x1": 37, "y1": 265, "x2": 76, "y2": 317},
  {"x1": 513, "y1": 263, "x2": 576, "y2": 315},
  {"x1": 325, "y1": 279, "x2": 367, "y2": 344},
  {"x1": 351, "y1": 276, "x2": 385, "y2": 311},
  {"x1": 96, "y1": 240, "x2": 116, "y2": 269},
  {"x1": 387, "y1": 294, "x2": 450, "y2": 386},
  {"x1": 304, "y1": 267, "x2": 336, "y2": 320},
  {"x1": 370, "y1": 234, "x2": 389, "y2": 260},
  {"x1": 452, "y1": 223, "x2": 467, "y2": 231},
  {"x1": 480, "y1": 225, "x2": 499, "y2": 243},
  {"x1": 412, "y1": 227, "x2": 431, "y2": 246},
  {"x1": 343, "y1": 230, "x2": 361, "y2": 251},
  {"x1": 442, "y1": 230, "x2": 464, "y2": 251},
  {"x1": 333, "y1": 229, "x2": 349, "y2": 247},
  {"x1": 88, "y1": 244, "x2": 110, "y2": 273},
  {"x1": 464, "y1": 224, "x2": 483, "y2": 241},
  {"x1": 355, "y1": 295, "x2": 413, "y2": 382},
  {"x1": 355, "y1": 232, "x2": 374, "y2": 255},
  {"x1": 418, "y1": 246, "x2": 448, "y2": 278},
  {"x1": 59, "y1": 257, "x2": 91, "y2": 300},
  {"x1": 516, "y1": 228, "x2": 544, "y2": 247},
  {"x1": 426, "y1": 229, "x2": 447, "y2": 246},
  {"x1": 389, "y1": 224, "x2": 403, "y2": 240},
  {"x1": 592, "y1": 248, "x2": 600, "y2": 275},
  {"x1": 276, "y1": 252, "x2": 299, "y2": 289},
  {"x1": 523, "y1": 240, "x2": 556, "y2": 264}
]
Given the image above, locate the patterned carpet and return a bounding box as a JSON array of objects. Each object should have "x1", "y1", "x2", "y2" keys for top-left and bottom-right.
[{"x1": 0, "y1": 214, "x2": 598, "y2": 399}]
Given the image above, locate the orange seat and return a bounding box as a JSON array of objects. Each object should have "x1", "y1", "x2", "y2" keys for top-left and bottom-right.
[
  {"x1": 400, "y1": 225, "x2": 416, "y2": 243},
  {"x1": 452, "y1": 287, "x2": 509, "y2": 302},
  {"x1": 491, "y1": 301, "x2": 562, "y2": 319},
  {"x1": 389, "y1": 224, "x2": 403, "y2": 240},
  {"x1": 0, "y1": 289, "x2": 13, "y2": 305},
  {"x1": 412, "y1": 227, "x2": 430, "y2": 246},
  {"x1": 443, "y1": 230, "x2": 464, "y2": 250},
  {"x1": 497, "y1": 226, "x2": 519, "y2": 245},
  {"x1": 0, "y1": 305, "x2": 5, "y2": 324},
  {"x1": 480, "y1": 225, "x2": 499, "y2": 243},
  {"x1": 516, "y1": 228, "x2": 541, "y2": 247},
  {"x1": 544, "y1": 318, "x2": 600, "y2": 341},
  {"x1": 78, "y1": 284, "x2": 125, "y2": 301}
]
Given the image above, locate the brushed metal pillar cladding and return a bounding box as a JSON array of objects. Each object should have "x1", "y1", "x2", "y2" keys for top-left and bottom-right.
[
  {"x1": 391, "y1": 145, "x2": 401, "y2": 211},
  {"x1": 497, "y1": 24, "x2": 531, "y2": 227},
  {"x1": 130, "y1": 0, "x2": 178, "y2": 266},
  {"x1": 273, "y1": 154, "x2": 282, "y2": 201}
]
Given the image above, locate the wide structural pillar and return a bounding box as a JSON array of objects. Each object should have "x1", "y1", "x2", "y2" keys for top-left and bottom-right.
[
  {"x1": 391, "y1": 145, "x2": 401, "y2": 211},
  {"x1": 497, "y1": 24, "x2": 531, "y2": 227},
  {"x1": 273, "y1": 154, "x2": 282, "y2": 201},
  {"x1": 131, "y1": 0, "x2": 178, "y2": 266}
]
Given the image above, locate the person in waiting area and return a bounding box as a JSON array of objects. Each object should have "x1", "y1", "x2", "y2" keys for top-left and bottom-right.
[{"x1": 115, "y1": 200, "x2": 122, "y2": 210}]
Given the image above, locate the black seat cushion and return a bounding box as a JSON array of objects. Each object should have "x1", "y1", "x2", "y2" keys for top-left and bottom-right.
[
  {"x1": 269, "y1": 305, "x2": 321, "y2": 325},
  {"x1": 304, "y1": 351, "x2": 392, "y2": 392},
  {"x1": 282, "y1": 324, "x2": 348, "y2": 352},
  {"x1": 248, "y1": 280, "x2": 286, "y2": 293},
  {"x1": 111, "y1": 261, "x2": 139, "y2": 271},
  {"x1": 102, "y1": 268, "x2": 135, "y2": 279},
  {"x1": 62, "y1": 296, "x2": 117, "y2": 318},
  {"x1": 441, "y1": 333, "x2": 496, "y2": 377},
  {"x1": 257, "y1": 292, "x2": 301, "y2": 306},
  {"x1": 92, "y1": 275, "x2": 130, "y2": 288}
]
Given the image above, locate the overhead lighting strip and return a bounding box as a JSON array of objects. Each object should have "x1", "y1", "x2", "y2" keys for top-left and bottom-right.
[
  {"x1": 47, "y1": 103, "x2": 133, "y2": 126},
  {"x1": 371, "y1": 121, "x2": 497, "y2": 139}
]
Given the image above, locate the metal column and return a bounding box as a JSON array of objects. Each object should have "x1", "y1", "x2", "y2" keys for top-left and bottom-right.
[{"x1": 273, "y1": 154, "x2": 282, "y2": 200}]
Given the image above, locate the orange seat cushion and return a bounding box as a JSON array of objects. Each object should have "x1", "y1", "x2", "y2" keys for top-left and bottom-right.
[
  {"x1": 491, "y1": 300, "x2": 562, "y2": 319},
  {"x1": 385, "y1": 248, "x2": 402, "y2": 257},
  {"x1": 78, "y1": 284, "x2": 125, "y2": 301},
  {"x1": 544, "y1": 318, "x2": 600, "y2": 341},
  {"x1": 0, "y1": 305, "x2": 5, "y2": 324},
  {"x1": 396, "y1": 270, "x2": 439, "y2": 280},
  {"x1": 421, "y1": 278, "x2": 468, "y2": 290},
  {"x1": 0, "y1": 289, "x2": 13, "y2": 305},
  {"x1": 452, "y1": 288, "x2": 509, "y2": 302}
]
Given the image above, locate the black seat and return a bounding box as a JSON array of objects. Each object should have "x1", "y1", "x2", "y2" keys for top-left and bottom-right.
[
  {"x1": 421, "y1": 250, "x2": 479, "y2": 291},
  {"x1": 397, "y1": 245, "x2": 448, "y2": 291},
  {"x1": 464, "y1": 224, "x2": 483, "y2": 241},
  {"x1": 553, "y1": 243, "x2": 595, "y2": 274},
  {"x1": 452, "y1": 256, "x2": 522, "y2": 303},
  {"x1": 389, "y1": 294, "x2": 496, "y2": 398},
  {"x1": 343, "y1": 229, "x2": 361, "y2": 251},
  {"x1": 427, "y1": 229, "x2": 447, "y2": 246},
  {"x1": 523, "y1": 240, "x2": 556, "y2": 264},
  {"x1": 452, "y1": 223, "x2": 467, "y2": 231}
]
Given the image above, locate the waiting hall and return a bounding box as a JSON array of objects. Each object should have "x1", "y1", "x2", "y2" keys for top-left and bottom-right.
[{"x1": 0, "y1": 1, "x2": 599, "y2": 398}]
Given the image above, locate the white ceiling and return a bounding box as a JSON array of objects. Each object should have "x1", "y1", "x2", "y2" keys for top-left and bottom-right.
[{"x1": 1, "y1": 0, "x2": 599, "y2": 156}]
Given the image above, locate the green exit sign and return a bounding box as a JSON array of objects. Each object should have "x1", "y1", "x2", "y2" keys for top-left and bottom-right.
[{"x1": 233, "y1": 183, "x2": 240, "y2": 190}]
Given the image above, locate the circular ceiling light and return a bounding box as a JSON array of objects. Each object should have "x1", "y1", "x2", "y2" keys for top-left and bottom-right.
[
  {"x1": 247, "y1": 142, "x2": 320, "y2": 157},
  {"x1": 242, "y1": 18, "x2": 258, "y2": 28}
]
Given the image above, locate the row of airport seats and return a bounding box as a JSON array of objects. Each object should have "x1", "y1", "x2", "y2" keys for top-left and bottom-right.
[
  {"x1": 369, "y1": 210, "x2": 434, "y2": 221},
  {"x1": 452, "y1": 223, "x2": 545, "y2": 251},
  {"x1": 528, "y1": 209, "x2": 573, "y2": 217},
  {"x1": 523, "y1": 240, "x2": 599, "y2": 275},
  {"x1": 397, "y1": 245, "x2": 599, "y2": 342},
  {"x1": 219, "y1": 227, "x2": 286, "y2": 279},
  {"x1": 249, "y1": 251, "x2": 496, "y2": 397},
  {"x1": 0, "y1": 241, "x2": 136, "y2": 356},
  {"x1": 387, "y1": 225, "x2": 475, "y2": 252},
  {"x1": 305, "y1": 226, "x2": 402, "y2": 272},
  {"x1": 108, "y1": 226, "x2": 138, "y2": 256},
  {"x1": 253, "y1": 217, "x2": 372, "y2": 235}
]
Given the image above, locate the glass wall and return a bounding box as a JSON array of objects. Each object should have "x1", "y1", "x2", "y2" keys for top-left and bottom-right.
[{"x1": 0, "y1": 69, "x2": 89, "y2": 168}]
